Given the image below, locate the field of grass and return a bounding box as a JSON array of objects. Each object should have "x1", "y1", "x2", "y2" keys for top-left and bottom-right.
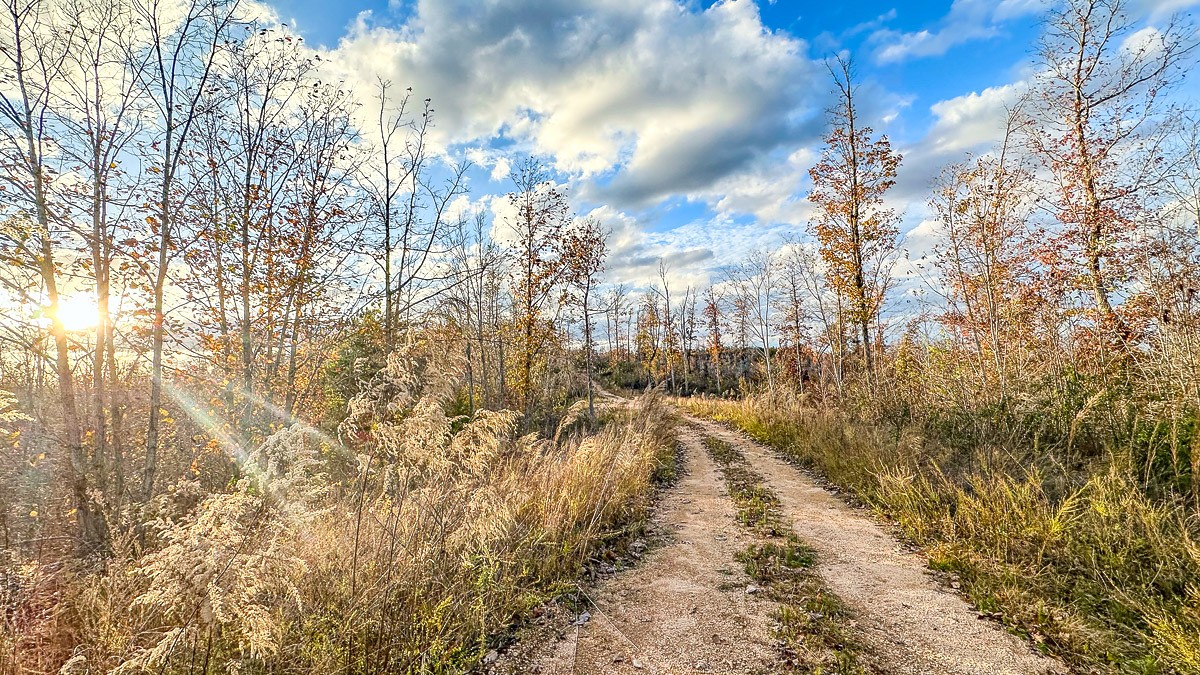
[
  {"x1": 2, "y1": 379, "x2": 678, "y2": 674},
  {"x1": 684, "y1": 395, "x2": 1200, "y2": 674}
]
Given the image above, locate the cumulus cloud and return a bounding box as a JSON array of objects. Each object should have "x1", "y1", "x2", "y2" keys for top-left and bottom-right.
[
  {"x1": 587, "y1": 56, "x2": 1015, "y2": 290},
  {"x1": 687, "y1": 148, "x2": 815, "y2": 226},
  {"x1": 491, "y1": 157, "x2": 512, "y2": 182},
  {"x1": 463, "y1": 147, "x2": 514, "y2": 182},
  {"x1": 1120, "y1": 25, "x2": 1169, "y2": 58},
  {"x1": 580, "y1": 203, "x2": 807, "y2": 291},
  {"x1": 584, "y1": 206, "x2": 715, "y2": 290},
  {"x1": 924, "y1": 81, "x2": 1028, "y2": 155},
  {"x1": 881, "y1": 77, "x2": 1031, "y2": 216},
  {"x1": 324, "y1": 0, "x2": 827, "y2": 210}
]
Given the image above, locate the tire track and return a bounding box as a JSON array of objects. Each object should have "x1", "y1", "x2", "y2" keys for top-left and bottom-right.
[{"x1": 688, "y1": 414, "x2": 1065, "y2": 675}]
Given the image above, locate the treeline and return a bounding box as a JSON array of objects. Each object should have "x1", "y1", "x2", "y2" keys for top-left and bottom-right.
[{"x1": 0, "y1": 0, "x2": 606, "y2": 559}]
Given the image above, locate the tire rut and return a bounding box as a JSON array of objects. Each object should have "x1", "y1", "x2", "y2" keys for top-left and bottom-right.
[{"x1": 688, "y1": 415, "x2": 1066, "y2": 675}]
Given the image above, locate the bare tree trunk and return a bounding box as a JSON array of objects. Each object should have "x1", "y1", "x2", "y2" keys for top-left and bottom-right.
[
  {"x1": 144, "y1": 150, "x2": 170, "y2": 500},
  {"x1": 139, "y1": 0, "x2": 239, "y2": 500},
  {"x1": 584, "y1": 290, "x2": 595, "y2": 418},
  {"x1": 5, "y1": 11, "x2": 107, "y2": 548},
  {"x1": 107, "y1": 322, "x2": 124, "y2": 512}
]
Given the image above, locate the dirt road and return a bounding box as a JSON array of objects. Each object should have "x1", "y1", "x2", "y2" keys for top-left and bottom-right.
[
  {"x1": 494, "y1": 408, "x2": 1064, "y2": 675},
  {"x1": 692, "y1": 416, "x2": 1063, "y2": 675}
]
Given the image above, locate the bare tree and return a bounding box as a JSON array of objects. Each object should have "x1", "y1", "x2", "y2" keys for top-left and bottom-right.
[
  {"x1": 702, "y1": 286, "x2": 724, "y2": 392},
  {"x1": 362, "y1": 81, "x2": 468, "y2": 348},
  {"x1": 1160, "y1": 113, "x2": 1200, "y2": 240},
  {"x1": 724, "y1": 250, "x2": 777, "y2": 391},
  {"x1": 134, "y1": 0, "x2": 243, "y2": 500},
  {"x1": 1026, "y1": 0, "x2": 1198, "y2": 340},
  {"x1": 653, "y1": 259, "x2": 677, "y2": 391},
  {"x1": 786, "y1": 242, "x2": 848, "y2": 395},
  {"x1": 777, "y1": 240, "x2": 811, "y2": 394},
  {"x1": 363, "y1": 80, "x2": 416, "y2": 349},
  {"x1": 52, "y1": 0, "x2": 150, "y2": 511},
  {"x1": 680, "y1": 285, "x2": 697, "y2": 393}
]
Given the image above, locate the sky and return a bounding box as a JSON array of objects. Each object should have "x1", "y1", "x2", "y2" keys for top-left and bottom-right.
[{"x1": 268, "y1": 0, "x2": 1200, "y2": 294}]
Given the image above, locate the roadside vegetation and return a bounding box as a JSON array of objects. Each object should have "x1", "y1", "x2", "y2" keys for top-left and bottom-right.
[
  {"x1": 4, "y1": 340, "x2": 676, "y2": 672},
  {"x1": 686, "y1": 394, "x2": 1200, "y2": 673}
]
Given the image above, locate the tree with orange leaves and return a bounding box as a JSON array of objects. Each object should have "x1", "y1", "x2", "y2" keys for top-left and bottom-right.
[
  {"x1": 561, "y1": 216, "x2": 607, "y2": 417},
  {"x1": 507, "y1": 158, "x2": 571, "y2": 417},
  {"x1": 931, "y1": 116, "x2": 1037, "y2": 398},
  {"x1": 1026, "y1": 0, "x2": 1197, "y2": 342},
  {"x1": 808, "y1": 56, "x2": 902, "y2": 386}
]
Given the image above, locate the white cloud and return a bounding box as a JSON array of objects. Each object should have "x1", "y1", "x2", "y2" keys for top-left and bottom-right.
[
  {"x1": 1120, "y1": 26, "x2": 1167, "y2": 58},
  {"x1": 869, "y1": 0, "x2": 1048, "y2": 64},
  {"x1": 845, "y1": 9, "x2": 899, "y2": 37},
  {"x1": 692, "y1": 148, "x2": 815, "y2": 226},
  {"x1": 486, "y1": 193, "x2": 519, "y2": 247},
  {"x1": 867, "y1": 0, "x2": 1194, "y2": 65},
  {"x1": 925, "y1": 81, "x2": 1027, "y2": 155},
  {"x1": 324, "y1": 0, "x2": 827, "y2": 208},
  {"x1": 583, "y1": 205, "x2": 715, "y2": 290},
  {"x1": 464, "y1": 147, "x2": 514, "y2": 182},
  {"x1": 490, "y1": 157, "x2": 512, "y2": 182},
  {"x1": 311, "y1": 0, "x2": 1132, "y2": 298},
  {"x1": 875, "y1": 76, "x2": 1042, "y2": 314}
]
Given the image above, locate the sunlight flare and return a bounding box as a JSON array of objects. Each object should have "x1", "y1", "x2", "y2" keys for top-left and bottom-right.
[{"x1": 51, "y1": 296, "x2": 99, "y2": 332}]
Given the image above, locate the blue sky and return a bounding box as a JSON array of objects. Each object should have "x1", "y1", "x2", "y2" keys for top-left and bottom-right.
[{"x1": 269, "y1": 0, "x2": 1198, "y2": 291}]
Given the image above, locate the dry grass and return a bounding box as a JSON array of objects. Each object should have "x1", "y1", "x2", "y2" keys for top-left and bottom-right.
[
  {"x1": 1, "y1": 350, "x2": 678, "y2": 675},
  {"x1": 685, "y1": 394, "x2": 1200, "y2": 674}
]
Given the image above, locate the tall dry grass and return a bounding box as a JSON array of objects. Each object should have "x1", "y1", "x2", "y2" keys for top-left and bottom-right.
[
  {"x1": 685, "y1": 393, "x2": 1200, "y2": 673},
  {"x1": 2, "y1": 346, "x2": 677, "y2": 674}
]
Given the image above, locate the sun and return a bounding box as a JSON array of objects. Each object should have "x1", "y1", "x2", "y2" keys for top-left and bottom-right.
[{"x1": 53, "y1": 296, "x2": 99, "y2": 332}]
